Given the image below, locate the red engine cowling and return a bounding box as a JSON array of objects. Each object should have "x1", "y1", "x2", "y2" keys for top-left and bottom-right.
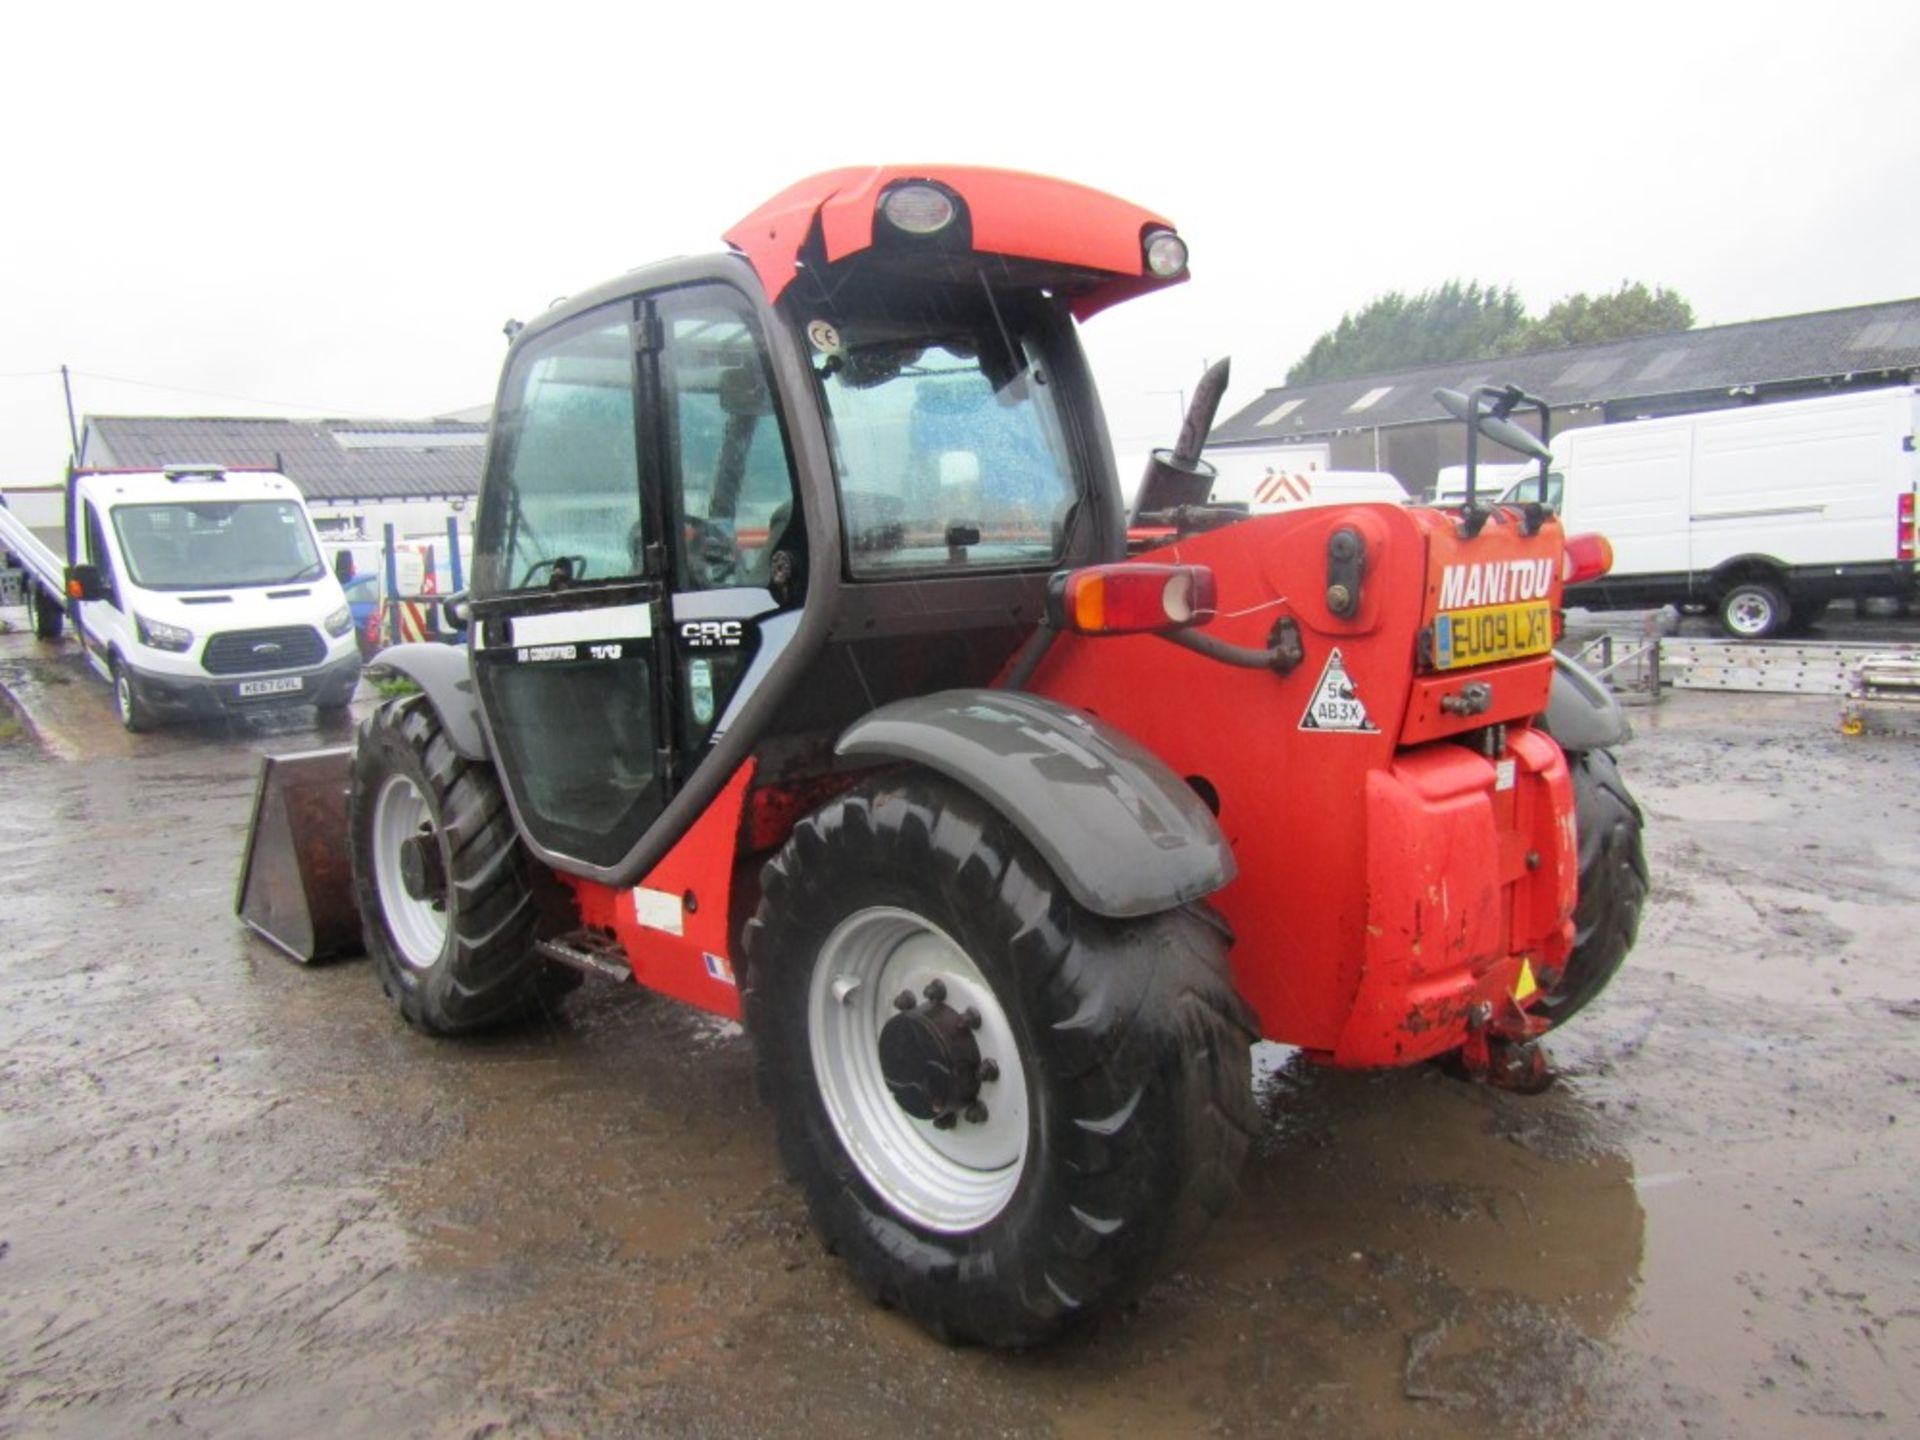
[{"x1": 1027, "y1": 502, "x2": 1576, "y2": 1065}]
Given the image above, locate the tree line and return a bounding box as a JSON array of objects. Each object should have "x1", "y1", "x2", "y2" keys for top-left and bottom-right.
[{"x1": 1287, "y1": 280, "x2": 1694, "y2": 386}]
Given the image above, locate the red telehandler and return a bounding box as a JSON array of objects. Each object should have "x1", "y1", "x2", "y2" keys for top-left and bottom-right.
[{"x1": 242, "y1": 166, "x2": 1646, "y2": 1346}]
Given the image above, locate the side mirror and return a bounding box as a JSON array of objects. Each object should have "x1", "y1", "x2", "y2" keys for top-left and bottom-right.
[
  {"x1": 1433, "y1": 388, "x2": 1552, "y2": 463},
  {"x1": 333, "y1": 550, "x2": 355, "y2": 583},
  {"x1": 440, "y1": 591, "x2": 472, "y2": 632},
  {"x1": 65, "y1": 563, "x2": 107, "y2": 602}
]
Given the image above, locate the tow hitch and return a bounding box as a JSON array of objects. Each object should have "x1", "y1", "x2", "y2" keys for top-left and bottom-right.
[{"x1": 1458, "y1": 991, "x2": 1554, "y2": 1093}]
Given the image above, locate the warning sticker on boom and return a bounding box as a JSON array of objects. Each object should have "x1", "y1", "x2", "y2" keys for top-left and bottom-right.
[{"x1": 1299, "y1": 648, "x2": 1379, "y2": 733}]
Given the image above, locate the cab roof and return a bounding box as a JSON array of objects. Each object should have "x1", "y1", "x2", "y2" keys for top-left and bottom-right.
[{"x1": 723, "y1": 164, "x2": 1186, "y2": 320}]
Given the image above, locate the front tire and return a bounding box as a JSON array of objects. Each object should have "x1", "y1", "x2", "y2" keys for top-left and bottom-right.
[
  {"x1": 744, "y1": 773, "x2": 1257, "y2": 1347},
  {"x1": 111, "y1": 657, "x2": 148, "y2": 733},
  {"x1": 1537, "y1": 748, "x2": 1647, "y2": 1027},
  {"x1": 348, "y1": 695, "x2": 558, "y2": 1033}
]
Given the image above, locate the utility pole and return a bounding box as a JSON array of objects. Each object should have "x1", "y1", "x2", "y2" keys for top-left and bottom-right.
[{"x1": 59, "y1": 365, "x2": 81, "y2": 463}]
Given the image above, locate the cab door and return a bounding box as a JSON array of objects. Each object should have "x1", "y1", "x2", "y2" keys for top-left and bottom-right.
[
  {"x1": 469, "y1": 300, "x2": 675, "y2": 873},
  {"x1": 468, "y1": 285, "x2": 804, "y2": 879}
]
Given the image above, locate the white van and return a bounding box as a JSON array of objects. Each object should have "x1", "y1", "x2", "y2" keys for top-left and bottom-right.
[
  {"x1": 61, "y1": 466, "x2": 363, "y2": 729},
  {"x1": 1502, "y1": 387, "x2": 1920, "y2": 636}
]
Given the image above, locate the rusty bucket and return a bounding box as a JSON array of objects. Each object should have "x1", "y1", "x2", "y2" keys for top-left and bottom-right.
[{"x1": 235, "y1": 746, "x2": 363, "y2": 963}]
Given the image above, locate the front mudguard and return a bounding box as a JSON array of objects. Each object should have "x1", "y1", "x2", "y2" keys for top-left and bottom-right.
[
  {"x1": 835, "y1": 688, "x2": 1234, "y2": 919},
  {"x1": 366, "y1": 642, "x2": 486, "y2": 761}
]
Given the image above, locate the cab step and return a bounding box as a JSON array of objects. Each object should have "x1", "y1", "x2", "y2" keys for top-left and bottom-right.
[{"x1": 536, "y1": 929, "x2": 633, "y2": 983}]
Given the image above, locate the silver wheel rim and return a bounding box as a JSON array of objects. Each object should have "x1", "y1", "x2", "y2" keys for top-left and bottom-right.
[
  {"x1": 808, "y1": 906, "x2": 1031, "y2": 1233},
  {"x1": 372, "y1": 773, "x2": 448, "y2": 970},
  {"x1": 1727, "y1": 591, "x2": 1773, "y2": 636},
  {"x1": 115, "y1": 670, "x2": 133, "y2": 724}
]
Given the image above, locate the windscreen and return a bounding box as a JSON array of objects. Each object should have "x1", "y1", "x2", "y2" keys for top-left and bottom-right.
[
  {"x1": 802, "y1": 288, "x2": 1080, "y2": 575},
  {"x1": 111, "y1": 500, "x2": 323, "y2": 590}
]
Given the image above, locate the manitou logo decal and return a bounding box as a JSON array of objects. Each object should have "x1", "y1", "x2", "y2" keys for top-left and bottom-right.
[{"x1": 1437, "y1": 558, "x2": 1555, "y2": 610}]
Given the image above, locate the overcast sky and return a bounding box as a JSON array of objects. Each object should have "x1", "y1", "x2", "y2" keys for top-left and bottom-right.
[{"x1": 3, "y1": 0, "x2": 1916, "y2": 490}]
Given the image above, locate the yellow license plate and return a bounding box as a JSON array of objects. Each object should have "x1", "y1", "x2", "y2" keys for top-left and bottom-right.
[{"x1": 1433, "y1": 600, "x2": 1553, "y2": 670}]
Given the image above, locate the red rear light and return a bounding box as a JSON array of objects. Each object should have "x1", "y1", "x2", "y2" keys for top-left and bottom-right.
[
  {"x1": 1562, "y1": 533, "x2": 1614, "y2": 586},
  {"x1": 1047, "y1": 564, "x2": 1217, "y2": 635},
  {"x1": 1900, "y1": 491, "x2": 1916, "y2": 562}
]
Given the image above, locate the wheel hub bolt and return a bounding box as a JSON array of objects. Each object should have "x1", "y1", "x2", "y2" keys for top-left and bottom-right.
[
  {"x1": 932, "y1": 1112, "x2": 958, "y2": 1130},
  {"x1": 963, "y1": 1006, "x2": 981, "y2": 1030},
  {"x1": 963, "y1": 1102, "x2": 989, "y2": 1125},
  {"x1": 893, "y1": 990, "x2": 917, "y2": 1012},
  {"x1": 979, "y1": 1058, "x2": 999, "y2": 1082},
  {"x1": 922, "y1": 978, "x2": 947, "y2": 1003}
]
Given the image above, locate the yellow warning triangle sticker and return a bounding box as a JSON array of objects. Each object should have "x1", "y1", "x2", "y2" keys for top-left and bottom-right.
[
  {"x1": 1515, "y1": 958, "x2": 1539, "y2": 1002},
  {"x1": 1299, "y1": 647, "x2": 1379, "y2": 733}
]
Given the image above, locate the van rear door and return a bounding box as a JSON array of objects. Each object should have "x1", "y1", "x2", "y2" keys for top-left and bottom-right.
[{"x1": 1560, "y1": 424, "x2": 1689, "y2": 581}]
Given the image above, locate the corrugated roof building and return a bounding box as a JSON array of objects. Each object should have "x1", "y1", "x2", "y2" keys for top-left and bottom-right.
[
  {"x1": 1208, "y1": 297, "x2": 1920, "y2": 493},
  {"x1": 77, "y1": 416, "x2": 486, "y2": 503}
]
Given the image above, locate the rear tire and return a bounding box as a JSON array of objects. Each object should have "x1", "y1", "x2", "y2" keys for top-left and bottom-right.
[
  {"x1": 743, "y1": 773, "x2": 1257, "y2": 1347},
  {"x1": 26, "y1": 584, "x2": 63, "y2": 640},
  {"x1": 349, "y1": 695, "x2": 561, "y2": 1033},
  {"x1": 1719, "y1": 578, "x2": 1788, "y2": 639},
  {"x1": 1537, "y1": 748, "x2": 1647, "y2": 1027},
  {"x1": 1788, "y1": 596, "x2": 1830, "y2": 631}
]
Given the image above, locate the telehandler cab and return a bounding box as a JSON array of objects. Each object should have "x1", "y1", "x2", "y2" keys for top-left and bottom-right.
[{"x1": 253, "y1": 166, "x2": 1646, "y2": 1346}]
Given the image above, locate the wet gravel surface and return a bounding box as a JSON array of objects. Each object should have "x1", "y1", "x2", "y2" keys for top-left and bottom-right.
[{"x1": 1, "y1": 624, "x2": 1915, "y2": 1438}]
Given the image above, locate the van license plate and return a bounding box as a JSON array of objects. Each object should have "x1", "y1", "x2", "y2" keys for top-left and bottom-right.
[
  {"x1": 238, "y1": 676, "x2": 305, "y2": 697},
  {"x1": 1433, "y1": 600, "x2": 1554, "y2": 670}
]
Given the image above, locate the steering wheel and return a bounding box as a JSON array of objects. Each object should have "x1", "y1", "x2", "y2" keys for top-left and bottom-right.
[
  {"x1": 684, "y1": 517, "x2": 740, "y2": 589},
  {"x1": 518, "y1": 554, "x2": 586, "y2": 588}
]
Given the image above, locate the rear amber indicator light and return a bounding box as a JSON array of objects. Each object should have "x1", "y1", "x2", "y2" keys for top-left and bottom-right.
[{"x1": 1047, "y1": 564, "x2": 1218, "y2": 636}]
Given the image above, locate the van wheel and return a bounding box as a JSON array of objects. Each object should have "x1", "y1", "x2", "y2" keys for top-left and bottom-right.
[
  {"x1": 26, "y1": 584, "x2": 63, "y2": 640},
  {"x1": 1536, "y1": 748, "x2": 1647, "y2": 1028},
  {"x1": 349, "y1": 695, "x2": 562, "y2": 1033},
  {"x1": 111, "y1": 657, "x2": 149, "y2": 733},
  {"x1": 743, "y1": 773, "x2": 1258, "y2": 1347},
  {"x1": 1719, "y1": 579, "x2": 1787, "y2": 639}
]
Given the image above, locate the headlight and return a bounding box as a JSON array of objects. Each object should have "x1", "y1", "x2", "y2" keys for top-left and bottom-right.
[
  {"x1": 135, "y1": 612, "x2": 194, "y2": 652},
  {"x1": 324, "y1": 605, "x2": 353, "y2": 638},
  {"x1": 1144, "y1": 228, "x2": 1188, "y2": 278},
  {"x1": 879, "y1": 182, "x2": 958, "y2": 236}
]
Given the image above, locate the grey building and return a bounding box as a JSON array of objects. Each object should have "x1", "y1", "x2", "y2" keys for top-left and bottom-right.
[{"x1": 1207, "y1": 297, "x2": 1920, "y2": 495}]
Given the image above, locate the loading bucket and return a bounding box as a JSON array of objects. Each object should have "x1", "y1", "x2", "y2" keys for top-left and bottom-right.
[{"x1": 235, "y1": 746, "x2": 363, "y2": 963}]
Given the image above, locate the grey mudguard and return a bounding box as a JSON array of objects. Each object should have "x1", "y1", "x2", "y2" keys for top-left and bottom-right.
[
  {"x1": 1544, "y1": 651, "x2": 1631, "y2": 751},
  {"x1": 835, "y1": 689, "x2": 1235, "y2": 919},
  {"x1": 369, "y1": 643, "x2": 488, "y2": 761}
]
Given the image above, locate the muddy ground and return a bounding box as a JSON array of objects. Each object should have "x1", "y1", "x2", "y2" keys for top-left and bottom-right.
[{"x1": 0, "y1": 623, "x2": 1914, "y2": 1439}]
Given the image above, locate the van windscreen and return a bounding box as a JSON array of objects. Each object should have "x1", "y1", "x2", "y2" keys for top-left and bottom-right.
[{"x1": 111, "y1": 500, "x2": 324, "y2": 590}]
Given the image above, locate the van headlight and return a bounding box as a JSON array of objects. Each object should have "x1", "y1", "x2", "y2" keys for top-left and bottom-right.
[
  {"x1": 134, "y1": 612, "x2": 194, "y2": 652},
  {"x1": 324, "y1": 605, "x2": 353, "y2": 638}
]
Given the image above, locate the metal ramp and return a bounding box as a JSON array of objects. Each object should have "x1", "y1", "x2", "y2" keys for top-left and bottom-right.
[{"x1": 1568, "y1": 633, "x2": 1920, "y2": 731}]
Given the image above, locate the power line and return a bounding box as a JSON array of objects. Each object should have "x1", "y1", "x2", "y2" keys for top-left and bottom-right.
[{"x1": 63, "y1": 368, "x2": 376, "y2": 417}]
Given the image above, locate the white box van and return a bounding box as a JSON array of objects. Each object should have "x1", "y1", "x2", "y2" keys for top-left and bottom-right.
[
  {"x1": 1506, "y1": 387, "x2": 1920, "y2": 636},
  {"x1": 58, "y1": 466, "x2": 363, "y2": 729}
]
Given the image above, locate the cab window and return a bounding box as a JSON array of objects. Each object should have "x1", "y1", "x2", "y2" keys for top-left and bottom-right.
[
  {"x1": 473, "y1": 306, "x2": 644, "y2": 596},
  {"x1": 809, "y1": 297, "x2": 1078, "y2": 577},
  {"x1": 657, "y1": 287, "x2": 800, "y2": 594}
]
